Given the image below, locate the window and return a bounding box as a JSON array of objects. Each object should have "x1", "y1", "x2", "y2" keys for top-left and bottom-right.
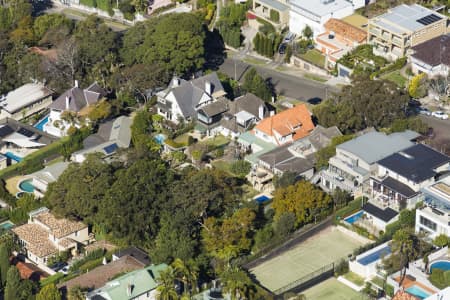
[{"x1": 420, "y1": 216, "x2": 437, "y2": 231}]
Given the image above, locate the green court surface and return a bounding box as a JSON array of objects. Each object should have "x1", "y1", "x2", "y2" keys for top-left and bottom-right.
[
  {"x1": 249, "y1": 227, "x2": 367, "y2": 292},
  {"x1": 303, "y1": 278, "x2": 364, "y2": 300}
]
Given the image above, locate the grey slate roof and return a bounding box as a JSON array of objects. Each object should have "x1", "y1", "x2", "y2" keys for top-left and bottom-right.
[
  {"x1": 198, "y1": 100, "x2": 228, "y2": 117},
  {"x1": 363, "y1": 202, "x2": 398, "y2": 223},
  {"x1": 337, "y1": 131, "x2": 416, "y2": 165},
  {"x1": 378, "y1": 144, "x2": 450, "y2": 183},
  {"x1": 380, "y1": 176, "x2": 418, "y2": 198},
  {"x1": 229, "y1": 93, "x2": 271, "y2": 119},
  {"x1": 412, "y1": 34, "x2": 450, "y2": 67},
  {"x1": 49, "y1": 82, "x2": 106, "y2": 112},
  {"x1": 308, "y1": 125, "x2": 342, "y2": 150},
  {"x1": 113, "y1": 246, "x2": 150, "y2": 266}
]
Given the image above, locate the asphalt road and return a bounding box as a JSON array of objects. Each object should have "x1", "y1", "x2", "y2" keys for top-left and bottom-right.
[
  {"x1": 219, "y1": 58, "x2": 338, "y2": 103},
  {"x1": 419, "y1": 115, "x2": 450, "y2": 155}
]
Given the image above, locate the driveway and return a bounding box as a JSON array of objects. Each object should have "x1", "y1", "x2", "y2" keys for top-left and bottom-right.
[{"x1": 420, "y1": 115, "x2": 450, "y2": 155}]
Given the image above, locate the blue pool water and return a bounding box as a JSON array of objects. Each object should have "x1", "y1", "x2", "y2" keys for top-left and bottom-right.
[
  {"x1": 34, "y1": 115, "x2": 49, "y2": 131},
  {"x1": 4, "y1": 152, "x2": 23, "y2": 162},
  {"x1": 255, "y1": 195, "x2": 271, "y2": 203},
  {"x1": 405, "y1": 285, "x2": 431, "y2": 299},
  {"x1": 430, "y1": 260, "x2": 450, "y2": 272},
  {"x1": 357, "y1": 246, "x2": 391, "y2": 265},
  {"x1": 0, "y1": 221, "x2": 14, "y2": 230},
  {"x1": 154, "y1": 134, "x2": 166, "y2": 145},
  {"x1": 19, "y1": 179, "x2": 35, "y2": 193},
  {"x1": 344, "y1": 211, "x2": 364, "y2": 224}
]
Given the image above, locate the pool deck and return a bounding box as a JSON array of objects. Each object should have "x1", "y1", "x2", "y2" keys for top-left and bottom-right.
[
  {"x1": 5, "y1": 176, "x2": 23, "y2": 195},
  {"x1": 394, "y1": 276, "x2": 437, "y2": 295}
]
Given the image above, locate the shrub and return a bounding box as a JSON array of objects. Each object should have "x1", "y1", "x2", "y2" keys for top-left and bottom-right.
[
  {"x1": 269, "y1": 9, "x2": 279, "y2": 23},
  {"x1": 229, "y1": 160, "x2": 251, "y2": 177},
  {"x1": 429, "y1": 269, "x2": 450, "y2": 289},
  {"x1": 385, "y1": 284, "x2": 394, "y2": 297},
  {"x1": 79, "y1": 258, "x2": 103, "y2": 273},
  {"x1": 335, "y1": 198, "x2": 364, "y2": 221}
]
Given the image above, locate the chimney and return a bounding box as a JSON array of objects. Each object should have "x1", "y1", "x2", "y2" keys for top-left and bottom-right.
[
  {"x1": 205, "y1": 81, "x2": 212, "y2": 95},
  {"x1": 65, "y1": 96, "x2": 70, "y2": 110},
  {"x1": 173, "y1": 77, "x2": 180, "y2": 87},
  {"x1": 74, "y1": 80, "x2": 79, "y2": 88},
  {"x1": 258, "y1": 105, "x2": 264, "y2": 120},
  {"x1": 127, "y1": 284, "x2": 133, "y2": 297}
]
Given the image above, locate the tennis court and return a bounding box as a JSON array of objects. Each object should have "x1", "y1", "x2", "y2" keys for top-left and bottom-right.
[
  {"x1": 302, "y1": 278, "x2": 364, "y2": 300},
  {"x1": 249, "y1": 226, "x2": 368, "y2": 292}
]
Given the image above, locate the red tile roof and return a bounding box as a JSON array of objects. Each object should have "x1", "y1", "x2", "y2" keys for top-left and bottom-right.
[{"x1": 324, "y1": 18, "x2": 367, "y2": 43}]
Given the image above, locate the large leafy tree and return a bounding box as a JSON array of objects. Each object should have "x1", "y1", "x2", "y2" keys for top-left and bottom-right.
[
  {"x1": 36, "y1": 283, "x2": 62, "y2": 300},
  {"x1": 0, "y1": 244, "x2": 9, "y2": 287},
  {"x1": 157, "y1": 268, "x2": 178, "y2": 300},
  {"x1": 4, "y1": 266, "x2": 21, "y2": 300},
  {"x1": 121, "y1": 13, "x2": 205, "y2": 77},
  {"x1": 272, "y1": 180, "x2": 332, "y2": 226}
]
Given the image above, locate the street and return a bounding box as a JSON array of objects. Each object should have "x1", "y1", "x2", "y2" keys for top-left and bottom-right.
[{"x1": 219, "y1": 58, "x2": 338, "y2": 102}]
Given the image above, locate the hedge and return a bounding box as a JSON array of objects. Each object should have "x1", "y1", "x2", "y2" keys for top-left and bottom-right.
[
  {"x1": 335, "y1": 197, "x2": 364, "y2": 220},
  {"x1": 371, "y1": 57, "x2": 407, "y2": 79},
  {"x1": 40, "y1": 272, "x2": 64, "y2": 287}
]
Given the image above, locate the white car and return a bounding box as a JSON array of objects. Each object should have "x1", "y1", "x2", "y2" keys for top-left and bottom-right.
[
  {"x1": 418, "y1": 107, "x2": 431, "y2": 116},
  {"x1": 431, "y1": 111, "x2": 449, "y2": 120}
]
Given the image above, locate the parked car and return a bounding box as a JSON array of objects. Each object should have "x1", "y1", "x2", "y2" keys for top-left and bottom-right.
[
  {"x1": 418, "y1": 107, "x2": 431, "y2": 116},
  {"x1": 431, "y1": 111, "x2": 449, "y2": 120},
  {"x1": 279, "y1": 43, "x2": 287, "y2": 55},
  {"x1": 49, "y1": 261, "x2": 67, "y2": 272},
  {"x1": 335, "y1": 176, "x2": 345, "y2": 182},
  {"x1": 59, "y1": 266, "x2": 70, "y2": 275}
]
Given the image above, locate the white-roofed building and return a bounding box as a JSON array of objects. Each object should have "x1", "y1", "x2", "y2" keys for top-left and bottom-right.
[
  {"x1": 0, "y1": 83, "x2": 53, "y2": 121},
  {"x1": 289, "y1": 0, "x2": 361, "y2": 36},
  {"x1": 26, "y1": 162, "x2": 70, "y2": 198}
]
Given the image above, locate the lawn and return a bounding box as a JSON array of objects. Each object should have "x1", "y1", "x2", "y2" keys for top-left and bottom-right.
[
  {"x1": 303, "y1": 278, "x2": 365, "y2": 300},
  {"x1": 343, "y1": 272, "x2": 365, "y2": 286},
  {"x1": 199, "y1": 135, "x2": 230, "y2": 148},
  {"x1": 249, "y1": 227, "x2": 368, "y2": 292},
  {"x1": 212, "y1": 160, "x2": 232, "y2": 174},
  {"x1": 297, "y1": 50, "x2": 326, "y2": 68},
  {"x1": 382, "y1": 70, "x2": 407, "y2": 88}
]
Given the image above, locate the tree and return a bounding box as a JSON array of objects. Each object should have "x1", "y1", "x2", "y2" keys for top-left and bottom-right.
[
  {"x1": 68, "y1": 286, "x2": 85, "y2": 300},
  {"x1": 37, "y1": 283, "x2": 62, "y2": 300},
  {"x1": 332, "y1": 187, "x2": 352, "y2": 210},
  {"x1": 243, "y1": 68, "x2": 272, "y2": 102},
  {"x1": 157, "y1": 268, "x2": 178, "y2": 300},
  {"x1": 229, "y1": 160, "x2": 251, "y2": 178},
  {"x1": 302, "y1": 25, "x2": 313, "y2": 40},
  {"x1": 274, "y1": 212, "x2": 296, "y2": 238},
  {"x1": 0, "y1": 243, "x2": 9, "y2": 287},
  {"x1": 408, "y1": 73, "x2": 427, "y2": 99},
  {"x1": 391, "y1": 229, "x2": 420, "y2": 285},
  {"x1": 88, "y1": 99, "x2": 111, "y2": 122},
  {"x1": 171, "y1": 258, "x2": 198, "y2": 296},
  {"x1": 434, "y1": 234, "x2": 449, "y2": 248},
  {"x1": 220, "y1": 267, "x2": 255, "y2": 300},
  {"x1": 4, "y1": 266, "x2": 21, "y2": 300},
  {"x1": 273, "y1": 171, "x2": 297, "y2": 189},
  {"x1": 272, "y1": 180, "x2": 332, "y2": 226}
]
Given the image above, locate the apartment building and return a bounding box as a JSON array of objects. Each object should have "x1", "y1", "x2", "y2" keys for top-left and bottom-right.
[
  {"x1": 416, "y1": 176, "x2": 450, "y2": 239},
  {"x1": 368, "y1": 4, "x2": 447, "y2": 60}
]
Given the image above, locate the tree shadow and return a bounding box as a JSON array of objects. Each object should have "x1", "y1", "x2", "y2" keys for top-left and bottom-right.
[
  {"x1": 32, "y1": 0, "x2": 54, "y2": 16},
  {"x1": 204, "y1": 29, "x2": 226, "y2": 71}
]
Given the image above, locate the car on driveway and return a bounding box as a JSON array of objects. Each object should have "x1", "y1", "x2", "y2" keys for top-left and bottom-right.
[
  {"x1": 50, "y1": 262, "x2": 67, "y2": 272},
  {"x1": 278, "y1": 43, "x2": 287, "y2": 55},
  {"x1": 418, "y1": 107, "x2": 431, "y2": 116},
  {"x1": 431, "y1": 111, "x2": 449, "y2": 120}
]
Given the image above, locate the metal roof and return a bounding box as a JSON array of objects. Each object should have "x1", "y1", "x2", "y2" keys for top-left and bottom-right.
[{"x1": 2, "y1": 83, "x2": 53, "y2": 114}]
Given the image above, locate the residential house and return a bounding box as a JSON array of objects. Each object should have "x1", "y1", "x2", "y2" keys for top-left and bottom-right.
[
  {"x1": 12, "y1": 207, "x2": 89, "y2": 267},
  {"x1": 289, "y1": 0, "x2": 358, "y2": 36},
  {"x1": 316, "y1": 18, "x2": 367, "y2": 66},
  {"x1": 58, "y1": 255, "x2": 147, "y2": 295},
  {"x1": 0, "y1": 118, "x2": 59, "y2": 164},
  {"x1": 250, "y1": 126, "x2": 341, "y2": 191},
  {"x1": 360, "y1": 202, "x2": 399, "y2": 233},
  {"x1": 197, "y1": 93, "x2": 272, "y2": 138},
  {"x1": 349, "y1": 241, "x2": 391, "y2": 279},
  {"x1": 86, "y1": 263, "x2": 169, "y2": 300},
  {"x1": 112, "y1": 247, "x2": 150, "y2": 266},
  {"x1": 410, "y1": 34, "x2": 450, "y2": 77},
  {"x1": 45, "y1": 81, "x2": 107, "y2": 137},
  {"x1": 0, "y1": 154, "x2": 7, "y2": 169},
  {"x1": 25, "y1": 162, "x2": 70, "y2": 198},
  {"x1": 253, "y1": 103, "x2": 315, "y2": 146},
  {"x1": 156, "y1": 73, "x2": 226, "y2": 124},
  {"x1": 0, "y1": 83, "x2": 53, "y2": 121},
  {"x1": 415, "y1": 176, "x2": 450, "y2": 239},
  {"x1": 368, "y1": 4, "x2": 448, "y2": 60},
  {"x1": 251, "y1": 0, "x2": 289, "y2": 28},
  {"x1": 71, "y1": 116, "x2": 132, "y2": 163},
  {"x1": 368, "y1": 144, "x2": 450, "y2": 211},
  {"x1": 321, "y1": 130, "x2": 419, "y2": 194}
]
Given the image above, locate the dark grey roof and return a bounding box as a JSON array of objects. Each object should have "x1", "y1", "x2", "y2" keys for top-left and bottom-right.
[
  {"x1": 198, "y1": 100, "x2": 228, "y2": 117},
  {"x1": 114, "y1": 247, "x2": 150, "y2": 266},
  {"x1": 259, "y1": 145, "x2": 315, "y2": 174},
  {"x1": 362, "y1": 202, "x2": 398, "y2": 222},
  {"x1": 0, "y1": 118, "x2": 58, "y2": 145},
  {"x1": 82, "y1": 120, "x2": 113, "y2": 149},
  {"x1": 378, "y1": 144, "x2": 450, "y2": 183},
  {"x1": 230, "y1": 93, "x2": 270, "y2": 119},
  {"x1": 307, "y1": 125, "x2": 342, "y2": 150},
  {"x1": 412, "y1": 34, "x2": 450, "y2": 67},
  {"x1": 338, "y1": 131, "x2": 416, "y2": 164},
  {"x1": 49, "y1": 82, "x2": 106, "y2": 112},
  {"x1": 380, "y1": 176, "x2": 418, "y2": 198}
]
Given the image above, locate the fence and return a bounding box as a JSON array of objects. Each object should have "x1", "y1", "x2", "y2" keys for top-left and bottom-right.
[{"x1": 273, "y1": 262, "x2": 335, "y2": 297}]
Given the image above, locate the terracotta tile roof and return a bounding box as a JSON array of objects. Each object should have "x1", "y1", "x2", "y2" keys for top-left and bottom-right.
[
  {"x1": 392, "y1": 290, "x2": 420, "y2": 300},
  {"x1": 255, "y1": 104, "x2": 314, "y2": 142},
  {"x1": 12, "y1": 223, "x2": 57, "y2": 258},
  {"x1": 58, "y1": 255, "x2": 145, "y2": 292},
  {"x1": 324, "y1": 18, "x2": 367, "y2": 43},
  {"x1": 34, "y1": 212, "x2": 87, "y2": 238},
  {"x1": 15, "y1": 261, "x2": 46, "y2": 281},
  {"x1": 58, "y1": 237, "x2": 76, "y2": 249}
]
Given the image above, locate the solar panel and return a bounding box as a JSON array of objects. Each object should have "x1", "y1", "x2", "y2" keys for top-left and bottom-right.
[
  {"x1": 416, "y1": 14, "x2": 442, "y2": 26},
  {"x1": 17, "y1": 127, "x2": 35, "y2": 137},
  {"x1": 103, "y1": 143, "x2": 118, "y2": 154},
  {"x1": 0, "y1": 125, "x2": 14, "y2": 138}
]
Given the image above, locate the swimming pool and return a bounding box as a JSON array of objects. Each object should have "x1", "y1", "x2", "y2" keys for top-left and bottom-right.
[
  {"x1": 357, "y1": 246, "x2": 391, "y2": 265},
  {"x1": 254, "y1": 195, "x2": 271, "y2": 204},
  {"x1": 154, "y1": 134, "x2": 166, "y2": 145},
  {"x1": 430, "y1": 260, "x2": 450, "y2": 272},
  {"x1": 34, "y1": 115, "x2": 49, "y2": 131},
  {"x1": 405, "y1": 285, "x2": 431, "y2": 299},
  {"x1": 344, "y1": 211, "x2": 364, "y2": 224},
  {"x1": 0, "y1": 221, "x2": 14, "y2": 230},
  {"x1": 19, "y1": 179, "x2": 35, "y2": 193},
  {"x1": 4, "y1": 151, "x2": 23, "y2": 162}
]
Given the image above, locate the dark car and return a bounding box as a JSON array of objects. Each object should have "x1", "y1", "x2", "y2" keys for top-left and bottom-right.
[
  {"x1": 279, "y1": 43, "x2": 287, "y2": 54},
  {"x1": 49, "y1": 262, "x2": 67, "y2": 272}
]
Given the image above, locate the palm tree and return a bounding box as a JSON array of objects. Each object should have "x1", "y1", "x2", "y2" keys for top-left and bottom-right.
[
  {"x1": 171, "y1": 258, "x2": 199, "y2": 296},
  {"x1": 220, "y1": 267, "x2": 252, "y2": 300},
  {"x1": 157, "y1": 268, "x2": 178, "y2": 300},
  {"x1": 392, "y1": 229, "x2": 419, "y2": 286}
]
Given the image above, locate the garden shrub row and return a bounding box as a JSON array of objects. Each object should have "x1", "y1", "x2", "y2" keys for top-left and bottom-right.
[
  {"x1": 335, "y1": 197, "x2": 363, "y2": 220},
  {"x1": 370, "y1": 57, "x2": 407, "y2": 79}
]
